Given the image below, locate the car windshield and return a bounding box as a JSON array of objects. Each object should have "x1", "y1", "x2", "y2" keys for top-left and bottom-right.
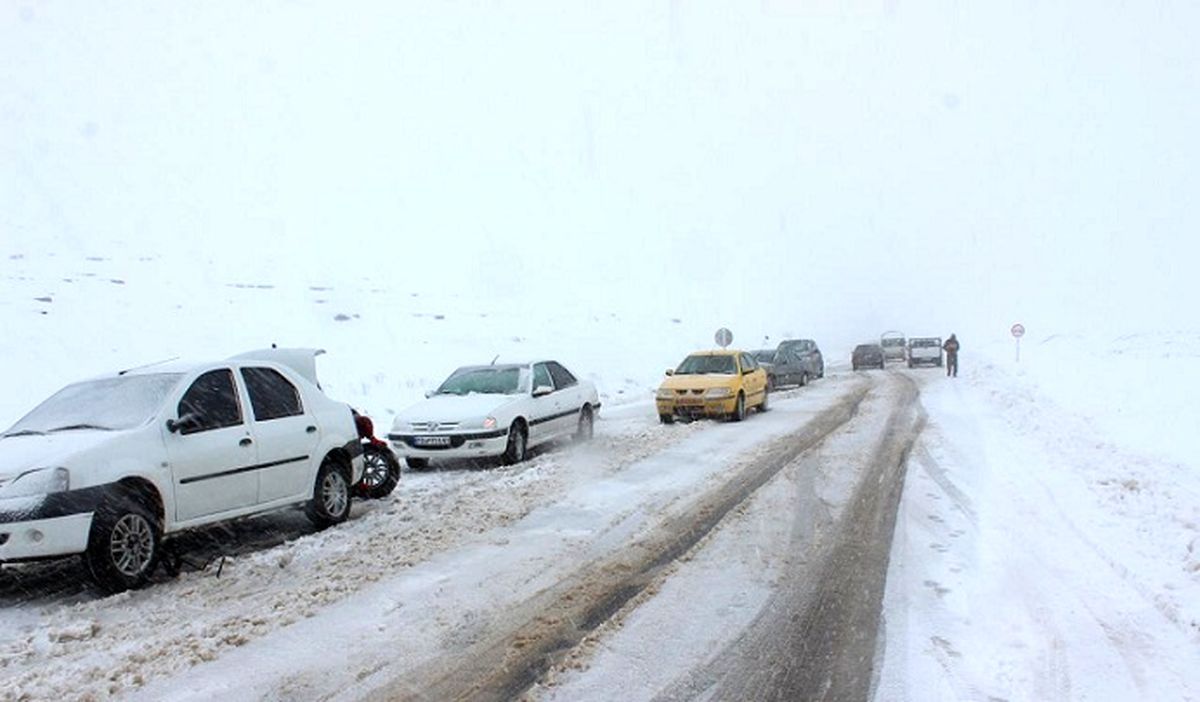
[
  {"x1": 912, "y1": 339, "x2": 939, "y2": 347},
  {"x1": 751, "y1": 350, "x2": 775, "y2": 363},
  {"x1": 435, "y1": 367, "x2": 524, "y2": 395},
  {"x1": 881, "y1": 338, "x2": 905, "y2": 347},
  {"x1": 675, "y1": 354, "x2": 737, "y2": 375},
  {"x1": 3, "y1": 373, "x2": 184, "y2": 436}
]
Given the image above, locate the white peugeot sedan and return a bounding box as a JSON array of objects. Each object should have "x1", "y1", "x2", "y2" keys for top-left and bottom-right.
[
  {"x1": 0, "y1": 348, "x2": 363, "y2": 592},
  {"x1": 388, "y1": 360, "x2": 600, "y2": 469}
]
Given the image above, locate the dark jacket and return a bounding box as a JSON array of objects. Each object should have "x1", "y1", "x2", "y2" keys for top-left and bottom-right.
[{"x1": 943, "y1": 336, "x2": 960, "y2": 354}]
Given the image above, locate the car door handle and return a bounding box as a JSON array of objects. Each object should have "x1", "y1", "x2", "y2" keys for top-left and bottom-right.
[
  {"x1": 306, "y1": 425, "x2": 317, "y2": 433},
  {"x1": 239, "y1": 437, "x2": 253, "y2": 447}
]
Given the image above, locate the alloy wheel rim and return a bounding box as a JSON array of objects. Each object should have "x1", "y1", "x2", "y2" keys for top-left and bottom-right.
[
  {"x1": 110, "y1": 514, "x2": 154, "y2": 577},
  {"x1": 363, "y1": 453, "x2": 387, "y2": 488},
  {"x1": 322, "y1": 472, "x2": 349, "y2": 515}
]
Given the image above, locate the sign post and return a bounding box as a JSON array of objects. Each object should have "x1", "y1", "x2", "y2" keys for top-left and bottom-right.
[
  {"x1": 714, "y1": 327, "x2": 733, "y2": 349},
  {"x1": 1011, "y1": 323, "x2": 1025, "y2": 362}
]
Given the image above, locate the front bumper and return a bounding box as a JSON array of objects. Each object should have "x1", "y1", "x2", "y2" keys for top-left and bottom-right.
[
  {"x1": 387, "y1": 430, "x2": 510, "y2": 459},
  {"x1": 0, "y1": 512, "x2": 94, "y2": 562},
  {"x1": 656, "y1": 396, "x2": 738, "y2": 418}
]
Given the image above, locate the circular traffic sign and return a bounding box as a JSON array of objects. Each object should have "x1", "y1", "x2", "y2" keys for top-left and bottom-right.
[
  {"x1": 714, "y1": 327, "x2": 733, "y2": 348},
  {"x1": 1011, "y1": 323, "x2": 1026, "y2": 338}
]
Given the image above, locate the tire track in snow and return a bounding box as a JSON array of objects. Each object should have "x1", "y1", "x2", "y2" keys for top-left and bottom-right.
[{"x1": 367, "y1": 383, "x2": 874, "y2": 702}]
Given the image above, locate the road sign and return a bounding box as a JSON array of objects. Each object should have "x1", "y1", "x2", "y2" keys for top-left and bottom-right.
[
  {"x1": 1011, "y1": 323, "x2": 1026, "y2": 338},
  {"x1": 714, "y1": 328, "x2": 733, "y2": 348}
]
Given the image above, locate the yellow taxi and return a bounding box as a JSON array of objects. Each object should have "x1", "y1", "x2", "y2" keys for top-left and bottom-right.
[{"x1": 655, "y1": 349, "x2": 769, "y2": 424}]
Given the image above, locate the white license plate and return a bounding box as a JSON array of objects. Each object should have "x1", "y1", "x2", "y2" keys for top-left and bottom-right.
[{"x1": 413, "y1": 435, "x2": 452, "y2": 447}]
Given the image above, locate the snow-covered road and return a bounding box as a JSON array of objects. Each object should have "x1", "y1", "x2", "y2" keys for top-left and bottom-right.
[{"x1": 3, "y1": 350, "x2": 1198, "y2": 702}]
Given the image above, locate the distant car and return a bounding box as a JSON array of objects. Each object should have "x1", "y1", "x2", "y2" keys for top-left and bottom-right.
[
  {"x1": 775, "y1": 339, "x2": 825, "y2": 382},
  {"x1": 387, "y1": 361, "x2": 599, "y2": 470},
  {"x1": 852, "y1": 344, "x2": 886, "y2": 370},
  {"x1": 0, "y1": 348, "x2": 364, "y2": 592},
  {"x1": 750, "y1": 348, "x2": 812, "y2": 390},
  {"x1": 907, "y1": 337, "x2": 943, "y2": 368},
  {"x1": 656, "y1": 350, "x2": 769, "y2": 423},
  {"x1": 880, "y1": 331, "x2": 907, "y2": 363}
]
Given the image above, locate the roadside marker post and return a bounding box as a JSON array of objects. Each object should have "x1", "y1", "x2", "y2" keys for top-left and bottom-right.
[{"x1": 1011, "y1": 323, "x2": 1026, "y2": 362}]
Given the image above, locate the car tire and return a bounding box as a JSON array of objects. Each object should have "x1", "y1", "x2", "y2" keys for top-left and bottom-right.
[
  {"x1": 799, "y1": 372, "x2": 808, "y2": 387},
  {"x1": 356, "y1": 444, "x2": 400, "y2": 499},
  {"x1": 405, "y1": 457, "x2": 430, "y2": 471},
  {"x1": 730, "y1": 392, "x2": 746, "y2": 422},
  {"x1": 853, "y1": 364, "x2": 859, "y2": 371},
  {"x1": 85, "y1": 492, "x2": 161, "y2": 593},
  {"x1": 575, "y1": 405, "x2": 595, "y2": 441},
  {"x1": 659, "y1": 414, "x2": 675, "y2": 425},
  {"x1": 305, "y1": 456, "x2": 352, "y2": 528},
  {"x1": 502, "y1": 422, "x2": 528, "y2": 465}
]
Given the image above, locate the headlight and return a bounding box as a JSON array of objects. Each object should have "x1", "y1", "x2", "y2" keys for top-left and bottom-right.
[
  {"x1": 482, "y1": 416, "x2": 497, "y2": 429},
  {"x1": 655, "y1": 388, "x2": 675, "y2": 400},
  {"x1": 704, "y1": 387, "x2": 733, "y2": 399},
  {"x1": 1, "y1": 467, "x2": 70, "y2": 499}
]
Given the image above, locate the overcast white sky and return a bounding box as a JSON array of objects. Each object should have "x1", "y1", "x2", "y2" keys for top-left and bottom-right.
[{"x1": 3, "y1": 1, "x2": 1198, "y2": 347}]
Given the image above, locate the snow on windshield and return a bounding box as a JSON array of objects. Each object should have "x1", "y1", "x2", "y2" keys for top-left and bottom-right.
[
  {"x1": 4, "y1": 373, "x2": 184, "y2": 435},
  {"x1": 676, "y1": 355, "x2": 737, "y2": 375},
  {"x1": 436, "y1": 367, "x2": 523, "y2": 395}
]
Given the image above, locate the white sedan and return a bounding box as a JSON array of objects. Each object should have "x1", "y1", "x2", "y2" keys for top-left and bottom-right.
[
  {"x1": 0, "y1": 348, "x2": 363, "y2": 592},
  {"x1": 388, "y1": 360, "x2": 600, "y2": 469}
]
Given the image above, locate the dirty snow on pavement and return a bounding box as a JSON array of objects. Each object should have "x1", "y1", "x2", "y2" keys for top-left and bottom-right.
[{"x1": 874, "y1": 337, "x2": 1200, "y2": 701}]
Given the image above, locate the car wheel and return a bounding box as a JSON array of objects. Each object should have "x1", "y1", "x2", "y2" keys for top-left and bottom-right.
[
  {"x1": 659, "y1": 413, "x2": 675, "y2": 425},
  {"x1": 356, "y1": 444, "x2": 400, "y2": 499},
  {"x1": 502, "y1": 422, "x2": 528, "y2": 465},
  {"x1": 730, "y1": 392, "x2": 746, "y2": 422},
  {"x1": 799, "y1": 372, "x2": 808, "y2": 387},
  {"x1": 85, "y1": 492, "x2": 161, "y2": 593},
  {"x1": 853, "y1": 364, "x2": 859, "y2": 371},
  {"x1": 759, "y1": 387, "x2": 770, "y2": 413},
  {"x1": 575, "y1": 405, "x2": 595, "y2": 441},
  {"x1": 305, "y1": 456, "x2": 352, "y2": 528},
  {"x1": 405, "y1": 457, "x2": 430, "y2": 471},
  {"x1": 766, "y1": 375, "x2": 776, "y2": 392}
]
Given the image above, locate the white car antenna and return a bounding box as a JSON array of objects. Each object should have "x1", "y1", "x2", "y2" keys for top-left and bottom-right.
[{"x1": 118, "y1": 357, "x2": 180, "y2": 375}]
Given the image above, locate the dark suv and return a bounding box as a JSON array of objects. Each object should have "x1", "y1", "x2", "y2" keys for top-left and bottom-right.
[{"x1": 773, "y1": 339, "x2": 824, "y2": 386}]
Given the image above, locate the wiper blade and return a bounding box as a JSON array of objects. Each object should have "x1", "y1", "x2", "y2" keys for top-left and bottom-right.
[
  {"x1": 46, "y1": 423, "x2": 114, "y2": 433},
  {"x1": 1, "y1": 429, "x2": 45, "y2": 437}
]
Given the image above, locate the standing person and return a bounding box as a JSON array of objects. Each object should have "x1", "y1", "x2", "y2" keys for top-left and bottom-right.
[{"x1": 943, "y1": 334, "x2": 960, "y2": 377}]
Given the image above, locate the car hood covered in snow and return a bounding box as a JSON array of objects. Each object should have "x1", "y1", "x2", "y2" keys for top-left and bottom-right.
[
  {"x1": 0, "y1": 430, "x2": 131, "y2": 482},
  {"x1": 394, "y1": 393, "x2": 520, "y2": 426}
]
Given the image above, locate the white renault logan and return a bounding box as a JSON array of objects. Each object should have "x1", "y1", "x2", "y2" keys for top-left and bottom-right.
[{"x1": 0, "y1": 348, "x2": 363, "y2": 592}]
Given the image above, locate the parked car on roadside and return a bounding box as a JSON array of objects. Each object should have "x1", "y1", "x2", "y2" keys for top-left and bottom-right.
[
  {"x1": 852, "y1": 344, "x2": 887, "y2": 370},
  {"x1": 656, "y1": 350, "x2": 769, "y2": 423},
  {"x1": 387, "y1": 360, "x2": 599, "y2": 470},
  {"x1": 752, "y1": 342, "x2": 818, "y2": 389},
  {"x1": 907, "y1": 337, "x2": 943, "y2": 368},
  {"x1": 0, "y1": 348, "x2": 363, "y2": 593},
  {"x1": 880, "y1": 331, "x2": 907, "y2": 363},
  {"x1": 775, "y1": 338, "x2": 825, "y2": 382}
]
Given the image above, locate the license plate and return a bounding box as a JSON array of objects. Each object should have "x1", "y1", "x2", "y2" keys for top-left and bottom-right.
[{"x1": 413, "y1": 435, "x2": 452, "y2": 447}]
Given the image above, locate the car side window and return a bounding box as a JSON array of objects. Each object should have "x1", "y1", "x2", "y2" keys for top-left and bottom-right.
[
  {"x1": 546, "y1": 362, "x2": 577, "y2": 389},
  {"x1": 532, "y1": 363, "x2": 554, "y2": 391},
  {"x1": 178, "y1": 369, "x2": 242, "y2": 434},
  {"x1": 241, "y1": 367, "x2": 304, "y2": 421},
  {"x1": 739, "y1": 354, "x2": 757, "y2": 371}
]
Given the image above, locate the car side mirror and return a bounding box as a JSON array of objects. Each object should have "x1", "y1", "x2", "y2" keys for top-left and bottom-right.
[
  {"x1": 424, "y1": 390, "x2": 434, "y2": 399},
  {"x1": 167, "y1": 412, "x2": 201, "y2": 434},
  {"x1": 664, "y1": 369, "x2": 674, "y2": 376},
  {"x1": 532, "y1": 385, "x2": 554, "y2": 398}
]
